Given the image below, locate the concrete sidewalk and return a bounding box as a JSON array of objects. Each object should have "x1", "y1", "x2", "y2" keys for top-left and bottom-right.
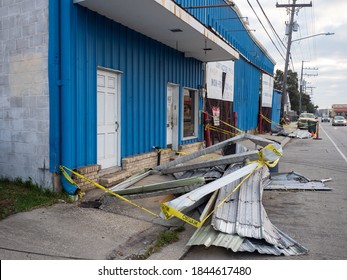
[{"x1": 0, "y1": 133, "x2": 292, "y2": 260}]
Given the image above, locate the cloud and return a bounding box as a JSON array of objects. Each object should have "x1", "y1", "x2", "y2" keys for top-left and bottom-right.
[{"x1": 233, "y1": 0, "x2": 346, "y2": 109}]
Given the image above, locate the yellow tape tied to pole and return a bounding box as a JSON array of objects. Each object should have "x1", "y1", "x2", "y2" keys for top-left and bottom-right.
[
  {"x1": 59, "y1": 165, "x2": 160, "y2": 218},
  {"x1": 60, "y1": 143, "x2": 281, "y2": 228},
  {"x1": 204, "y1": 111, "x2": 245, "y2": 134}
]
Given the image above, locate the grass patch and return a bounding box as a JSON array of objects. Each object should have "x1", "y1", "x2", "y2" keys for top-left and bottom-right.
[
  {"x1": 138, "y1": 226, "x2": 185, "y2": 259},
  {"x1": 0, "y1": 177, "x2": 71, "y2": 220}
]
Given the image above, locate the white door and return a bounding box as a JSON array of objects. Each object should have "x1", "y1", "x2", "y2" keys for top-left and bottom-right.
[
  {"x1": 97, "y1": 69, "x2": 120, "y2": 169},
  {"x1": 166, "y1": 84, "x2": 179, "y2": 150}
]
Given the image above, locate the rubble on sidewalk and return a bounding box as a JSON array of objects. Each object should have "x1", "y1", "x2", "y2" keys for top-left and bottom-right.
[
  {"x1": 271, "y1": 124, "x2": 313, "y2": 139},
  {"x1": 102, "y1": 133, "x2": 330, "y2": 256},
  {"x1": 288, "y1": 129, "x2": 313, "y2": 139},
  {"x1": 264, "y1": 171, "x2": 332, "y2": 191}
]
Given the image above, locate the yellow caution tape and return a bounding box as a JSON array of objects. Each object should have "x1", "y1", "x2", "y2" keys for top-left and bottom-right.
[
  {"x1": 160, "y1": 163, "x2": 259, "y2": 228},
  {"x1": 160, "y1": 143, "x2": 282, "y2": 228},
  {"x1": 204, "y1": 111, "x2": 245, "y2": 134},
  {"x1": 59, "y1": 165, "x2": 160, "y2": 218},
  {"x1": 257, "y1": 143, "x2": 282, "y2": 168},
  {"x1": 60, "y1": 142, "x2": 282, "y2": 228},
  {"x1": 260, "y1": 113, "x2": 290, "y2": 127},
  {"x1": 206, "y1": 123, "x2": 239, "y2": 137},
  {"x1": 161, "y1": 203, "x2": 202, "y2": 227}
]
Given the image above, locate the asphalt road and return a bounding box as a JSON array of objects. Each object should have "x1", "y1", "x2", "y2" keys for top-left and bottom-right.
[{"x1": 183, "y1": 123, "x2": 347, "y2": 260}]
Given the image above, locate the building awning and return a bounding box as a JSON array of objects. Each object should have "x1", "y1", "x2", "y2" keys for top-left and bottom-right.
[{"x1": 74, "y1": 0, "x2": 239, "y2": 62}]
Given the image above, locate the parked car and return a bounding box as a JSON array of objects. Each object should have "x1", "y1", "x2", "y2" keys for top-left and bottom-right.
[
  {"x1": 332, "y1": 116, "x2": 347, "y2": 126},
  {"x1": 321, "y1": 115, "x2": 330, "y2": 122},
  {"x1": 297, "y1": 113, "x2": 316, "y2": 129}
]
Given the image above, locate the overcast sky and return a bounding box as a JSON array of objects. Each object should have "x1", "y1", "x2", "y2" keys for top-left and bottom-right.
[{"x1": 233, "y1": 0, "x2": 346, "y2": 110}]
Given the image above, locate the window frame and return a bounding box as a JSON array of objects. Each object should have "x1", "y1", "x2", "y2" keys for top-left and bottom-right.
[{"x1": 181, "y1": 87, "x2": 199, "y2": 140}]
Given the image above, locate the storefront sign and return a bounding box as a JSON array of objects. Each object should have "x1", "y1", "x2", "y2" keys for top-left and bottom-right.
[
  {"x1": 206, "y1": 61, "x2": 234, "y2": 102},
  {"x1": 262, "y1": 73, "x2": 274, "y2": 108}
]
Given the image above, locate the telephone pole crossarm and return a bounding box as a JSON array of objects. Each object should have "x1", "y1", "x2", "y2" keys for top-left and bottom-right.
[{"x1": 276, "y1": 2, "x2": 312, "y2": 8}]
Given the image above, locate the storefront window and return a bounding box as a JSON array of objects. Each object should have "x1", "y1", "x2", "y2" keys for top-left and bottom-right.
[{"x1": 183, "y1": 89, "x2": 197, "y2": 138}]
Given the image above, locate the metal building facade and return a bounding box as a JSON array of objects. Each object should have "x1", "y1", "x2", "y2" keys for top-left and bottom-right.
[
  {"x1": 49, "y1": 1, "x2": 206, "y2": 176},
  {"x1": 175, "y1": 0, "x2": 275, "y2": 131}
]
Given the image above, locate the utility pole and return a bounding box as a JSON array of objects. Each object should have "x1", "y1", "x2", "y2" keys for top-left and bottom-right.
[
  {"x1": 300, "y1": 61, "x2": 318, "y2": 113},
  {"x1": 276, "y1": 1, "x2": 312, "y2": 118},
  {"x1": 299, "y1": 60, "x2": 305, "y2": 114}
]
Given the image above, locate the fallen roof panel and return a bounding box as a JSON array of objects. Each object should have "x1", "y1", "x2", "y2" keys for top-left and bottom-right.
[
  {"x1": 211, "y1": 166, "x2": 289, "y2": 249},
  {"x1": 188, "y1": 224, "x2": 308, "y2": 256},
  {"x1": 265, "y1": 172, "x2": 332, "y2": 191},
  {"x1": 161, "y1": 151, "x2": 259, "y2": 174}
]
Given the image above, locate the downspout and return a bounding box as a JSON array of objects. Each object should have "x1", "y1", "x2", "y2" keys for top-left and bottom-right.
[{"x1": 59, "y1": 0, "x2": 78, "y2": 195}]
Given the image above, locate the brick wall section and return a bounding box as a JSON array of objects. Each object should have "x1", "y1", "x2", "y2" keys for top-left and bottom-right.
[
  {"x1": 98, "y1": 142, "x2": 203, "y2": 187},
  {"x1": 70, "y1": 144, "x2": 203, "y2": 190},
  {"x1": 72, "y1": 164, "x2": 101, "y2": 192},
  {"x1": 122, "y1": 149, "x2": 172, "y2": 177},
  {"x1": 120, "y1": 143, "x2": 202, "y2": 179},
  {"x1": 0, "y1": 0, "x2": 50, "y2": 187},
  {"x1": 178, "y1": 142, "x2": 204, "y2": 155}
]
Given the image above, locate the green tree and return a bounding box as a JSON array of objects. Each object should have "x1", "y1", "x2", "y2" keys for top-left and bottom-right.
[{"x1": 274, "y1": 69, "x2": 315, "y2": 114}]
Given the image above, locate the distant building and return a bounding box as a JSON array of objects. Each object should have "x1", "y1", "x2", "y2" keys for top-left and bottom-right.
[
  {"x1": 317, "y1": 109, "x2": 330, "y2": 117},
  {"x1": 331, "y1": 104, "x2": 347, "y2": 117}
]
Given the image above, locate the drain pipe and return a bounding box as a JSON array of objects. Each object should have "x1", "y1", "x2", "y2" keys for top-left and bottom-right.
[{"x1": 59, "y1": 0, "x2": 78, "y2": 195}]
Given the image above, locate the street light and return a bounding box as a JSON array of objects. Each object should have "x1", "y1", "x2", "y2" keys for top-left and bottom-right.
[
  {"x1": 281, "y1": 31, "x2": 334, "y2": 118},
  {"x1": 296, "y1": 33, "x2": 334, "y2": 114},
  {"x1": 292, "y1": 32, "x2": 335, "y2": 42}
]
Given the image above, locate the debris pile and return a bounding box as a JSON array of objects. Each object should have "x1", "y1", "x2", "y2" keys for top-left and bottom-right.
[
  {"x1": 107, "y1": 134, "x2": 330, "y2": 256},
  {"x1": 271, "y1": 124, "x2": 313, "y2": 139}
]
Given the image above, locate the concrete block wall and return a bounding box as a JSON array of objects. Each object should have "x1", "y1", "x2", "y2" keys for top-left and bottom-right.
[{"x1": 0, "y1": 0, "x2": 50, "y2": 187}]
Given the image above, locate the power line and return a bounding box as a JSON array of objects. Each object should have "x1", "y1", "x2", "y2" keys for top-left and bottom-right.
[
  {"x1": 255, "y1": 0, "x2": 287, "y2": 51},
  {"x1": 246, "y1": 0, "x2": 286, "y2": 61}
]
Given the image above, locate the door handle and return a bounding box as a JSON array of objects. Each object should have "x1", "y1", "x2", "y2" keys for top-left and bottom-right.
[{"x1": 115, "y1": 121, "x2": 119, "y2": 132}]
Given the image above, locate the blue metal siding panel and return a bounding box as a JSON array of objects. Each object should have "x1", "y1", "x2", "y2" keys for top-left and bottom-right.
[
  {"x1": 234, "y1": 57, "x2": 261, "y2": 131},
  {"x1": 175, "y1": 0, "x2": 275, "y2": 73},
  {"x1": 57, "y1": 4, "x2": 203, "y2": 169},
  {"x1": 75, "y1": 7, "x2": 87, "y2": 167},
  {"x1": 175, "y1": 0, "x2": 274, "y2": 133},
  {"x1": 60, "y1": 0, "x2": 75, "y2": 170},
  {"x1": 271, "y1": 90, "x2": 282, "y2": 127}
]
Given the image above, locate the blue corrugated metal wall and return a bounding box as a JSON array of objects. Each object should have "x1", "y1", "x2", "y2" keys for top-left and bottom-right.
[
  {"x1": 175, "y1": 0, "x2": 274, "y2": 73},
  {"x1": 175, "y1": 0, "x2": 275, "y2": 131},
  {"x1": 271, "y1": 90, "x2": 282, "y2": 127},
  {"x1": 233, "y1": 57, "x2": 261, "y2": 131},
  {"x1": 49, "y1": 1, "x2": 203, "y2": 172}
]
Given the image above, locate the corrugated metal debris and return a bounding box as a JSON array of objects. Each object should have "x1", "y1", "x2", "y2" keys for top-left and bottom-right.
[
  {"x1": 264, "y1": 171, "x2": 332, "y2": 191},
  {"x1": 271, "y1": 125, "x2": 313, "y2": 139},
  {"x1": 188, "y1": 166, "x2": 308, "y2": 255},
  {"x1": 288, "y1": 129, "x2": 313, "y2": 139},
  {"x1": 106, "y1": 134, "x2": 330, "y2": 256}
]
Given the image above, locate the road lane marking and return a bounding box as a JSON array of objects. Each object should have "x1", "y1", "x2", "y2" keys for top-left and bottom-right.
[{"x1": 320, "y1": 125, "x2": 347, "y2": 165}]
